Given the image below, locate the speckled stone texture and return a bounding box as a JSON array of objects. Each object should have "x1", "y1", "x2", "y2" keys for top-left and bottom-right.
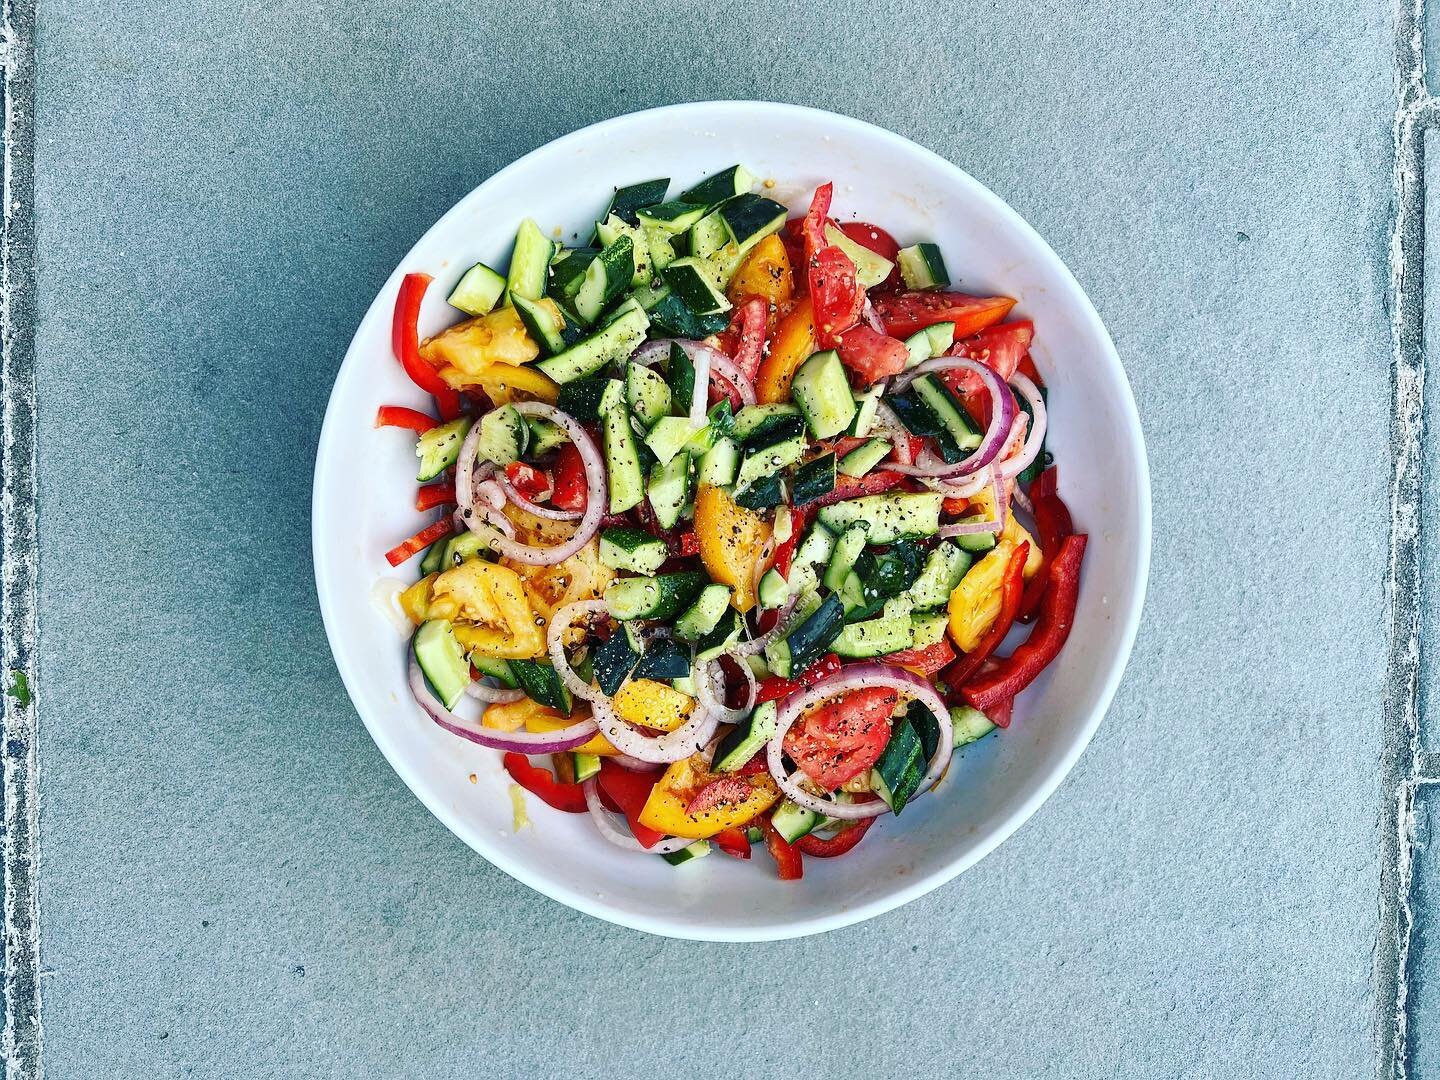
[{"x1": 33, "y1": 1, "x2": 1393, "y2": 1076}]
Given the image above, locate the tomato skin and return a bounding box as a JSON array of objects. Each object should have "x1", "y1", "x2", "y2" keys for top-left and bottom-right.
[
  {"x1": 728, "y1": 297, "x2": 769, "y2": 381},
  {"x1": 754, "y1": 653, "x2": 842, "y2": 705},
  {"x1": 504, "y1": 461, "x2": 551, "y2": 501},
  {"x1": 881, "y1": 639, "x2": 956, "y2": 678},
  {"x1": 943, "y1": 320, "x2": 1035, "y2": 426},
  {"x1": 801, "y1": 183, "x2": 833, "y2": 264},
  {"x1": 835, "y1": 323, "x2": 909, "y2": 386},
  {"x1": 838, "y1": 222, "x2": 902, "y2": 290},
  {"x1": 783, "y1": 686, "x2": 899, "y2": 791},
  {"x1": 809, "y1": 246, "x2": 864, "y2": 348},
  {"x1": 872, "y1": 291, "x2": 1016, "y2": 340}
]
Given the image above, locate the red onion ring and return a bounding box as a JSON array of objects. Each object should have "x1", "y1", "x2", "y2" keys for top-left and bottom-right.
[
  {"x1": 994, "y1": 372, "x2": 1048, "y2": 480},
  {"x1": 871, "y1": 401, "x2": 914, "y2": 465},
  {"x1": 498, "y1": 473, "x2": 581, "y2": 522},
  {"x1": 694, "y1": 657, "x2": 755, "y2": 724},
  {"x1": 734, "y1": 593, "x2": 799, "y2": 657},
  {"x1": 927, "y1": 465, "x2": 992, "y2": 500},
  {"x1": 609, "y1": 753, "x2": 663, "y2": 773},
  {"x1": 548, "y1": 600, "x2": 609, "y2": 703},
  {"x1": 889, "y1": 358, "x2": 1016, "y2": 479},
  {"x1": 937, "y1": 473, "x2": 1009, "y2": 537},
  {"x1": 709, "y1": 355, "x2": 757, "y2": 407},
  {"x1": 458, "y1": 403, "x2": 604, "y2": 566},
  {"x1": 465, "y1": 679, "x2": 525, "y2": 705},
  {"x1": 409, "y1": 654, "x2": 597, "y2": 753},
  {"x1": 582, "y1": 778, "x2": 695, "y2": 854},
  {"x1": 592, "y1": 690, "x2": 721, "y2": 764},
  {"x1": 764, "y1": 663, "x2": 954, "y2": 820}
]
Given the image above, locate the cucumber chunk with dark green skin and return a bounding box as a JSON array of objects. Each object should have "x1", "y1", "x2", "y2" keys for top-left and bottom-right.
[
  {"x1": 770, "y1": 797, "x2": 822, "y2": 842},
  {"x1": 447, "y1": 261, "x2": 507, "y2": 316},
  {"x1": 413, "y1": 620, "x2": 472, "y2": 709},
  {"x1": 632, "y1": 637, "x2": 690, "y2": 680},
  {"x1": 661, "y1": 840, "x2": 711, "y2": 865},
  {"x1": 604, "y1": 573, "x2": 708, "y2": 621},
  {"x1": 719, "y1": 194, "x2": 788, "y2": 251},
  {"x1": 911, "y1": 375, "x2": 980, "y2": 461},
  {"x1": 713, "y1": 701, "x2": 779, "y2": 773},
  {"x1": 764, "y1": 595, "x2": 845, "y2": 678},
  {"x1": 897, "y1": 242, "x2": 950, "y2": 290},
  {"x1": 871, "y1": 717, "x2": 925, "y2": 814},
  {"x1": 415, "y1": 416, "x2": 472, "y2": 482},
  {"x1": 599, "y1": 528, "x2": 669, "y2": 576},
  {"x1": 680, "y1": 165, "x2": 755, "y2": 207},
  {"x1": 792, "y1": 453, "x2": 837, "y2": 507},
  {"x1": 661, "y1": 257, "x2": 732, "y2": 315},
  {"x1": 592, "y1": 624, "x2": 644, "y2": 696},
  {"x1": 838, "y1": 438, "x2": 891, "y2": 478},
  {"x1": 507, "y1": 218, "x2": 556, "y2": 302},
  {"x1": 791, "y1": 350, "x2": 857, "y2": 439},
  {"x1": 508, "y1": 659, "x2": 572, "y2": 715},
  {"x1": 674, "y1": 585, "x2": 733, "y2": 642},
  {"x1": 817, "y1": 492, "x2": 944, "y2": 546},
  {"x1": 626, "y1": 364, "x2": 672, "y2": 427},
  {"x1": 534, "y1": 305, "x2": 650, "y2": 386},
  {"x1": 477, "y1": 405, "x2": 529, "y2": 466},
  {"x1": 695, "y1": 608, "x2": 743, "y2": 662},
  {"x1": 735, "y1": 433, "x2": 805, "y2": 496},
  {"x1": 602, "y1": 401, "x2": 646, "y2": 514},
  {"x1": 646, "y1": 450, "x2": 690, "y2": 530},
  {"x1": 832, "y1": 613, "x2": 914, "y2": 658},
  {"x1": 735, "y1": 474, "x2": 785, "y2": 510},
  {"x1": 636, "y1": 200, "x2": 710, "y2": 234},
  {"x1": 574, "y1": 234, "x2": 636, "y2": 323},
  {"x1": 593, "y1": 178, "x2": 670, "y2": 237},
  {"x1": 907, "y1": 542, "x2": 973, "y2": 609},
  {"x1": 548, "y1": 248, "x2": 597, "y2": 298}
]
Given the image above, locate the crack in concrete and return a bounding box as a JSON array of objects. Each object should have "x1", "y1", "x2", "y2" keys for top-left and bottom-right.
[
  {"x1": 1381, "y1": 0, "x2": 1430, "y2": 1076},
  {"x1": 0, "y1": 0, "x2": 38, "y2": 1074}
]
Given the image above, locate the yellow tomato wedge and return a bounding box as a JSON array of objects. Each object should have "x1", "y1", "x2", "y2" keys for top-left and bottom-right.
[
  {"x1": 482, "y1": 698, "x2": 616, "y2": 756},
  {"x1": 431, "y1": 560, "x2": 546, "y2": 659},
  {"x1": 727, "y1": 233, "x2": 793, "y2": 309},
  {"x1": 399, "y1": 573, "x2": 438, "y2": 624},
  {"x1": 419, "y1": 305, "x2": 559, "y2": 403},
  {"x1": 612, "y1": 679, "x2": 696, "y2": 733},
  {"x1": 755, "y1": 298, "x2": 817, "y2": 404},
  {"x1": 637, "y1": 755, "x2": 781, "y2": 839},
  {"x1": 694, "y1": 483, "x2": 771, "y2": 612}
]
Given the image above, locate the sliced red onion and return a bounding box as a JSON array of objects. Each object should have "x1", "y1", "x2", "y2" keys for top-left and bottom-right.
[
  {"x1": 927, "y1": 464, "x2": 992, "y2": 500},
  {"x1": 709, "y1": 354, "x2": 757, "y2": 407},
  {"x1": 582, "y1": 778, "x2": 695, "y2": 854},
  {"x1": 1013, "y1": 486, "x2": 1034, "y2": 514},
  {"x1": 694, "y1": 658, "x2": 751, "y2": 724},
  {"x1": 409, "y1": 655, "x2": 596, "y2": 753},
  {"x1": 630, "y1": 338, "x2": 722, "y2": 429},
  {"x1": 889, "y1": 358, "x2": 1016, "y2": 479},
  {"x1": 609, "y1": 753, "x2": 663, "y2": 773},
  {"x1": 459, "y1": 403, "x2": 604, "y2": 566},
  {"x1": 454, "y1": 418, "x2": 485, "y2": 513},
  {"x1": 764, "y1": 663, "x2": 954, "y2": 820},
  {"x1": 498, "y1": 473, "x2": 581, "y2": 522},
  {"x1": 862, "y1": 298, "x2": 886, "y2": 334},
  {"x1": 592, "y1": 692, "x2": 721, "y2": 764},
  {"x1": 475, "y1": 477, "x2": 507, "y2": 511},
  {"x1": 734, "y1": 593, "x2": 799, "y2": 657},
  {"x1": 994, "y1": 372, "x2": 1048, "y2": 480},
  {"x1": 548, "y1": 600, "x2": 608, "y2": 703},
  {"x1": 871, "y1": 401, "x2": 914, "y2": 465},
  {"x1": 465, "y1": 679, "x2": 525, "y2": 705}
]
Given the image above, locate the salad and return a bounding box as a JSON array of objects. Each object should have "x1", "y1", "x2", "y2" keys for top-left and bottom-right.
[{"x1": 377, "y1": 166, "x2": 1087, "y2": 877}]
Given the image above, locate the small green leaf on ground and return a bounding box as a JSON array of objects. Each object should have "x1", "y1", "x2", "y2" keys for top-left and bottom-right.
[{"x1": 6, "y1": 670, "x2": 31, "y2": 708}]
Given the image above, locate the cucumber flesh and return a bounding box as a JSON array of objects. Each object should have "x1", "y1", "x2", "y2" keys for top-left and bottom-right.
[
  {"x1": 413, "y1": 620, "x2": 472, "y2": 709},
  {"x1": 506, "y1": 218, "x2": 555, "y2": 302},
  {"x1": 447, "y1": 262, "x2": 506, "y2": 316},
  {"x1": 415, "y1": 416, "x2": 472, "y2": 482}
]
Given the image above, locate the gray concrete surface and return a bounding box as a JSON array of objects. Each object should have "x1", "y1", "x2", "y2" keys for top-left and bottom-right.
[{"x1": 19, "y1": 0, "x2": 1407, "y2": 1076}]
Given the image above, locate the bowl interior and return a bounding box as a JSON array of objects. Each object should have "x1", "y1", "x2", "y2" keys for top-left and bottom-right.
[{"x1": 312, "y1": 102, "x2": 1149, "y2": 941}]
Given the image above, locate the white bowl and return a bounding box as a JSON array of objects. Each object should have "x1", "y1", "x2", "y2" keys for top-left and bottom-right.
[{"x1": 313, "y1": 101, "x2": 1150, "y2": 941}]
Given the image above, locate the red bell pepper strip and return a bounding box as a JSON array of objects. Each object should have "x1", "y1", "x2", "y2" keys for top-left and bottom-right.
[
  {"x1": 392, "y1": 273, "x2": 461, "y2": 420},
  {"x1": 770, "y1": 506, "x2": 811, "y2": 578},
  {"x1": 384, "y1": 517, "x2": 454, "y2": 567},
  {"x1": 761, "y1": 817, "x2": 804, "y2": 880},
  {"x1": 728, "y1": 297, "x2": 769, "y2": 381},
  {"x1": 754, "y1": 653, "x2": 842, "y2": 704},
  {"x1": 881, "y1": 638, "x2": 957, "y2": 678},
  {"x1": 414, "y1": 482, "x2": 457, "y2": 512},
  {"x1": 1019, "y1": 466, "x2": 1074, "y2": 621},
  {"x1": 942, "y1": 495, "x2": 970, "y2": 517},
  {"x1": 794, "y1": 813, "x2": 877, "y2": 858},
  {"x1": 944, "y1": 542, "x2": 1030, "y2": 690},
  {"x1": 811, "y1": 469, "x2": 905, "y2": 509},
  {"x1": 502, "y1": 753, "x2": 588, "y2": 814},
  {"x1": 550, "y1": 443, "x2": 588, "y2": 512},
  {"x1": 596, "y1": 760, "x2": 666, "y2": 849},
  {"x1": 963, "y1": 535, "x2": 1087, "y2": 712},
  {"x1": 988, "y1": 696, "x2": 1015, "y2": 730},
  {"x1": 375, "y1": 405, "x2": 439, "y2": 434},
  {"x1": 713, "y1": 828, "x2": 752, "y2": 860}
]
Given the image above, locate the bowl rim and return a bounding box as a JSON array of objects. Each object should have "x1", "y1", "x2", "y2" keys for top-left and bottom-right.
[{"x1": 312, "y1": 99, "x2": 1152, "y2": 941}]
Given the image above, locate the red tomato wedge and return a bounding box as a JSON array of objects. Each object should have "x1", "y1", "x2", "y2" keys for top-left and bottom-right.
[
  {"x1": 836, "y1": 323, "x2": 908, "y2": 386},
  {"x1": 942, "y1": 320, "x2": 1035, "y2": 426},
  {"x1": 783, "y1": 686, "x2": 899, "y2": 791},
  {"x1": 809, "y1": 245, "x2": 864, "y2": 347},
  {"x1": 872, "y1": 291, "x2": 1016, "y2": 340}
]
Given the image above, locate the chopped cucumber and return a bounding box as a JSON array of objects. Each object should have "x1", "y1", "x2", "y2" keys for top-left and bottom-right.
[
  {"x1": 594, "y1": 178, "x2": 670, "y2": 234},
  {"x1": 908, "y1": 541, "x2": 973, "y2": 609},
  {"x1": 645, "y1": 416, "x2": 695, "y2": 466},
  {"x1": 447, "y1": 261, "x2": 506, "y2": 316},
  {"x1": 647, "y1": 450, "x2": 690, "y2": 530},
  {"x1": 925, "y1": 321, "x2": 957, "y2": 355},
  {"x1": 736, "y1": 433, "x2": 805, "y2": 496},
  {"x1": 477, "y1": 404, "x2": 529, "y2": 466},
  {"x1": 695, "y1": 608, "x2": 743, "y2": 661},
  {"x1": 555, "y1": 376, "x2": 610, "y2": 422},
  {"x1": 603, "y1": 401, "x2": 646, "y2": 514},
  {"x1": 634, "y1": 637, "x2": 690, "y2": 680},
  {"x1": 508, "y1": 659, "x2": 571, "y2": 715},
  {"x1": 548, "y1": 248, "x2": 596, "y2": 298},
  {"x1": 952, "y1": 705, "x2": 998, "y2": 746},
  {"x1": 661, "y1": 840, "x2": 711, "y2": 865},
  {"x1": 680, "y1": 165, "x2": 756, "y2": 207},
  {"x1": 824, "y1": 527, "x2": 868, "y2": 593},
  {"x1": 599, "y1": 528, "x2": 669, "y2": 576},
  {"x1": 592, "y1": 623, "x2": 644, "y2": 695},
  {"x1": 791, "y1": 350, "x2": 857, "y2": 439},
  {"x1": 910, "y1": 611, "x2": 949, "y2": 650},
  {"x1": 534, "y1": 304, "x2": 650, "y2": 385},
  {"x1": 719, "y1": 194, "x2": 788, "y2": 252},
  {"x1": 574, "y1": 234, "x2": 636, "y2": 323},
  {"x1": 832, "y1": 614, "x2": 914, "y2": 658},
  {"x1": 415, "y1": 416, "x2": 472, "y2": 482},
  {"x1": 506, "y1": 218, "x2": 555, "y2": 302},
  {"x1": 765, "y1": 594, "x2": 845, "y2": 679},
  {"x1": 871, "y1": 717, "x2": 925, "y2": 814},
  {"x1": 824, "y1": 222, "x2": 894, "y2": 289},
  {"x1": 472, "y1": 655, "x2": 517, "y2": 688},
  {"x1": 732, "y1": 403, "x2": 802, "y2": 443},
  {"x1": 687, "y1": 208, "x2": 732, "y2": 261},
  {"x1": 636, "y1": 199, "x2": 709, "y2": 234},
  {"x1": 897, "y1": 242, "x2": 950, "y2": 290},
  {"x1": 757, "y1": 567, "x2": 792, "y2": 609},
  {"x1": 792, "y1": 453, "x2": 837, "y2": 507},
  {"x1": 526, "y1": 417, "x2": 568, "y2": 457},
  {"x1": 849, "y1": 388, "x2": 882, "y2": 437},
  {"x1": 698, "y1": 437, "x2": 740, "y2": 487},
  {"x1": 771, "y1": 799, "x2": 822, "y2": 843},
  {"x1": 573, "y1": 752, "x2": 602, "y2": 782},
  {"x1": 512, "y1": 294, "x2": 579, "y2": 357},
  {"x1": 413, "y1": 620, "x2": 471, "y2": 709},
  {"x1": 838, "y1": 438, "x2": 892, "y2": 478},
  {"x1": 713, "y1": 700, "x2": 777, "y2": 772},
  {"x1": 604, "y1": 573, "x2": 707, "y2": 621},
  {"x1": 817, "y1": 492, "x2": 944, "y2": 545},
  {"x1": 626, "y1": 364, "x2": 672, "y2": 427},
  {"x1": 674, "y1": 584, "x2": 733, "y2": 642},
  {"x1": 662, "y1": 257, "x2": 732, "y2": 316}
]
